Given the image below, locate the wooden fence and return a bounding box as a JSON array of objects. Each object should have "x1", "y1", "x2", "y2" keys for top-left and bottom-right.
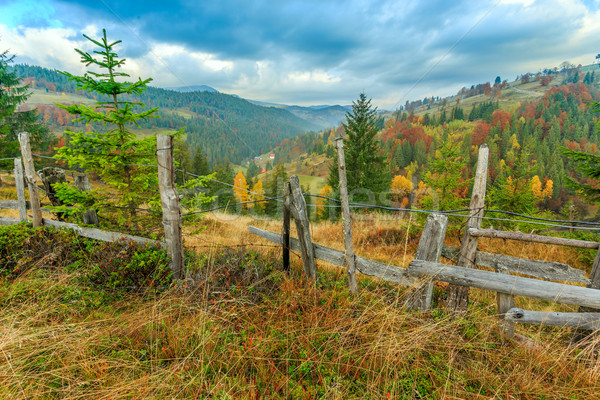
[
  {"x1": 0, "y1": 132, "x2": 181, "y2": 276},
  {"x1": 249, "y1": 144, "x2": 600, "y2": 339},
  {"x1": 2, "y1": 132, "x2": 600, "y2": 339}
]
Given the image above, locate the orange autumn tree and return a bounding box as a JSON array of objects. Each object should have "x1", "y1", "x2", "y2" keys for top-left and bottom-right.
[{"x1": 531, "y1": 175, "x2": 553, "y2": 205}]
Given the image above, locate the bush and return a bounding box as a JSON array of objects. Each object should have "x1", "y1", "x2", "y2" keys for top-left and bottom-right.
[
  {"x1": 84, "y1": 241, "x2": 172, "y2": 291},
  {"x1": 0, "y1": 223, "x2": 171, "y2": 291}
]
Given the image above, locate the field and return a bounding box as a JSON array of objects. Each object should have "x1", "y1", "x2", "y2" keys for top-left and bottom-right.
[{"x1": 1, "y1": 170, "x2": 600, "y2": 399}]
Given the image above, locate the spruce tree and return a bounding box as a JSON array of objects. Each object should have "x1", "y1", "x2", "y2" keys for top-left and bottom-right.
[
  {"x1": 423, "y1": 134, "x2": 470, "y2": 211},
  {"x1": 0, "y1": 49, "x2": 50, "y2": 168},
  {"x1": 328, "y1": 93, "x2": 390, "y2": 205},
  {"x1": 54, "y1": 30, "x2": 172, "y2": 227},
  {"x1": 265, "y1": 163, "x2": 288, "y2": 216},
  {"x1": 192, "y1": 146, "x2": 211, "y2": 176}
]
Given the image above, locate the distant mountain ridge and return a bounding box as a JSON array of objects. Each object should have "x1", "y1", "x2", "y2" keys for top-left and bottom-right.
[
  {"x1": 9, "y1": 64, "x2": 323, "y2": 164},
  {"x1": 245, "y1": 99, "x2": 351, "y2": 129},
  {"x1": 164, "y1": 85, "x2": 218, "y2": 93}
]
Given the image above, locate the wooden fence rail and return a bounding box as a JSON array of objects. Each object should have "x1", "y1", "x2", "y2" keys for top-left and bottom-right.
[
  {"x1": 249, "y1": 226, "x2": 416, "y2": 286},
  {"x1": 0, "y1": 216, "x2": 164, "y2": 247},
  {"x1": 505, "y1": 308, "x2": 600, "y2": 331},
  {"x1": 441, "y1": 245, "x2": 589, "y2": 284},
  {"x1": 468, "y1": 228, "x2": 599, "y2": 249},
  {"x1": 249, "y1": 143, "x2": 600, "y2": 340}
]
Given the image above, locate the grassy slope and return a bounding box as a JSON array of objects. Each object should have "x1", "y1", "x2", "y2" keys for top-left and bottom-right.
[{"x1": 1, "y1": 200, "x2": 599, "y2": 398}]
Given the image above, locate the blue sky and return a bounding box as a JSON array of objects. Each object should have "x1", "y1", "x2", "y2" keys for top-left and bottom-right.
[{"x1": 1, "y1": 0, "x2": 599, "y2": 109}]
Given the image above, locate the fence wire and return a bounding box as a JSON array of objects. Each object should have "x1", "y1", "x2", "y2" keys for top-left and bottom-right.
[{"x1": 6, "y1": 158, "x2": 600, "y2": 231}]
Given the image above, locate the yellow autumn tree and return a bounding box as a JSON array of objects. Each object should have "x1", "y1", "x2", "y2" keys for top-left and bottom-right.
[
  {"x1": 413, "y1": 181, "x2": 430, "y2": 208},
  {"x1": 316, "y1": 184, "x2": 332, "y2": 220},
  {"x1": 233, "y1": 171, "x2": 249, "y2": 212},
  {"x1": 391, "y1": 175, "x2": 413, "y2": 205},
  {"x1": 251, "y1": 180, "x2": 266, "y2": 214},
  {"x1": 531, "y1": 175, "x2": 553, "y2": 205}
]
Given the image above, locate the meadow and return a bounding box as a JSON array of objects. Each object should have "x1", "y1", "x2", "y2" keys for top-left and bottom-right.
[{"x1": 1, "y1": 171, "x2": 600, "y2": 399}]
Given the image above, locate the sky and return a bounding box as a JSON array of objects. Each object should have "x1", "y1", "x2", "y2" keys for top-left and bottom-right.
[{"x1": 1, "y1": 0, "x2": 599, "y2": 109}]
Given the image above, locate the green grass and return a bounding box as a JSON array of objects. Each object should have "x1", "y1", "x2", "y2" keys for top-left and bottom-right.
[
  {"x1": 26, "y1": 89, "x2": 94, "y2": 105},
  {"x1": 297, "y1": 174, "x2": 327, "y2": 193}
]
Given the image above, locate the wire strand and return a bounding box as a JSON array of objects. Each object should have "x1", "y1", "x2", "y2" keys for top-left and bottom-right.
[{"x1": 181, "y1": 197, "x2": 284, "y2": 217}]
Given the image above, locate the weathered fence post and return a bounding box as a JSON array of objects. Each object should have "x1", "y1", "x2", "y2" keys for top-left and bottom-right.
[
  {"x1": 75, "y1": 175, "x2": 99, "y2": 226},
  {"x1": 14, "y1": 158, "x2": 27, "y2": 222},
  {"x1": 406, "y1": 213, "x2": 448, "y2": 310},
  {"x1": 157, "y1": 135, "x2": 184, "y2": 280},
  {"x1": 38, "y1": 167, "x2": 67, "y2": 220},
  {"x1": 335, "y1": 135, "x2": 358, "y2": 293},
  {"x1": 18, "y1": 132, "x2": 42, "y2": 227},
  {"x1": 445, "y1": 144, "x2": 489, "y2": 313},
  {"x1": 495, "y1": 262, "x2": 515, "y2": 337},
  {"x1": 288, "y1": 175, "x2": 317, "y2": 280},
  {"x1": 282, "y1": 181, "x2": 291, "y2": 273}
]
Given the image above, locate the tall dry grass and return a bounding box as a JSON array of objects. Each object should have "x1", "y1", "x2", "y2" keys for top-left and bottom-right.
[
  {"x1": 1, "y1": 265, "x2": 600, "y2": 399},
  {"x1": 2, "y1": 186, "x2": 600, "y2": 398}
]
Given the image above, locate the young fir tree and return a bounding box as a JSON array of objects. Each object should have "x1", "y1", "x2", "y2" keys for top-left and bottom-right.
[
  {"x1": 422, "y1": 134, "x2": 470, "y2": 211},
  {"x1": 192, "y1": 146, "x2": 211, "y2": 176},
  {"x1": 0, "y1": 49, "x2": 51, "y2": 169},
  {"x1": 54, "y1": 30, "x2": 174, "y2": 226},
  {"x1": 328, "y1": 93, "x2": 390, "y2": 206}
]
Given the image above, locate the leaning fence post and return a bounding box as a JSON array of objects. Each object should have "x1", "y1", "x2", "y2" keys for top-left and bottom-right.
[
  {"x1": 335, "y1": 134, "x2": 358, "y2": 293},
  {"x1": 445, "y1": 144, "x2": 489, "y2": 313},
  {"x1": 157, "y1": 135, "x2": 184, "y2": 280},
  {"x1": 18, "y1": 132, "x2": 42, "y2": 227},
  {"x1": 406, "y1": 213, "x2": 448, "y2": 310},
  {"x1": 288, "y1": 175, "x2": 317, "y2": 280},
  {"x1": 14, "y1": 158, "x2": 27, "y2": 222},
  {"x1": 282, "y1": 181, "x2": 291, "y2": 273}
]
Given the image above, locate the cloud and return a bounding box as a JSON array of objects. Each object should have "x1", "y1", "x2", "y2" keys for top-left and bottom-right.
[{"x1": 1, "y1": 0, "x2": 599, "y2": 109}]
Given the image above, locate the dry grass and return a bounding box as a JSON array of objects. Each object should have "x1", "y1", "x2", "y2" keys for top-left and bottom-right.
[
  {"x1": 2, "y1": 187, "x2": 600, "y2": 398},
  {"x1": 1, "y1": 264, "x2": 600, "y2": 399}
]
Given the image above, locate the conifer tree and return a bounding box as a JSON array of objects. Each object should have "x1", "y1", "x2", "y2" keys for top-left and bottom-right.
[
  {"x1": 54, "y1": 30, "x2": 173, "y2": 226},
  {"x1": 209, "y1": 162, "x2": 235, "y2": 209},
  {"x1": 0, "y1": 49, "x2": 50, "y2": 168},
  {"x1": 422, "y1": 134, "x2": 470, "y2": 211},
  {"x1": 266, "y1": 163, "x2": 288, "y2": 216},
  {"x1": 192, "y1": 146, "x2": 211, "y2": 176},
  {"x1": 328, "y1": 93, "x2": 390, "y2": 205}
]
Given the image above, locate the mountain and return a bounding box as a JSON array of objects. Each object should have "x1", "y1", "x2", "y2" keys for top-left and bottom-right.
[
  {"x1": 245, "y1": 100, "x2": 350, "y2": 129},
  {"x1": 9, "y1": 64, "x2": 321, "y2": 165},
  {"x1": 164, "y1": 85, "x2": 218, "y2": 93},
  {"x1": 284, "y1": 105, "x2": 350, "y2": 130}
]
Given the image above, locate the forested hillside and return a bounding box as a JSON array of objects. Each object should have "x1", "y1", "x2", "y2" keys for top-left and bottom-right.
[
  {"x1": 267, "y1": 67, "x2": 600, "y2": 218},
  {"x1": 10, "y1": 64, "x2": 320, "y2": 165}
]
